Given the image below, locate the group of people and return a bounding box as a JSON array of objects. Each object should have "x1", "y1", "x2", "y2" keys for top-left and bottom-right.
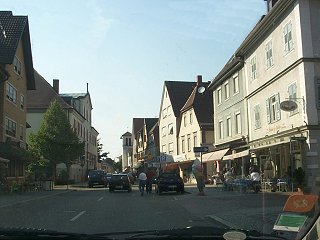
[{"x1": 137, "y1": 168, "x2": 156, "y2": 196}]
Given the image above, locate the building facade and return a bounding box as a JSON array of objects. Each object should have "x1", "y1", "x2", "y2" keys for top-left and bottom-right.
[{"x1": 0, "y1": 11, "x2": 35, "y2": 183}]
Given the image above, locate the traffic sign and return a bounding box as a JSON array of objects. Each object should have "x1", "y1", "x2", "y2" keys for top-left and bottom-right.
[{"x1": 193, "y1": 146, "x2": 209, "y2": 153}]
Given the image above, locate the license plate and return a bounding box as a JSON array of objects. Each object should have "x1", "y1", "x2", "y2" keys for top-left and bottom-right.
[{"x1": 168, "y1": 185, "x2": 176, "y2": 188}]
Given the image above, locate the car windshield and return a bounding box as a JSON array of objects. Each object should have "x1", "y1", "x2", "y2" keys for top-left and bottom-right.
[{"x1": 0, "y1": 1, "x2": 319, "y2": 240}]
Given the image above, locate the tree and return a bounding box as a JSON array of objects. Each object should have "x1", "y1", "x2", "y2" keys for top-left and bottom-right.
[
  {"x1": 113, "y1": 160, "x2": 122, "y2": 173},
  {"x1": 29, "y1": 100, "x2": 84, "y2": 179},
  {"x1": 97, "y1": 138, "x2": 109, "y2": 162}
]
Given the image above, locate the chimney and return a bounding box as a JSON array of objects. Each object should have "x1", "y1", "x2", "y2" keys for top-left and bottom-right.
[
  {"x1": 265, "y1": 0, "x2": 279, "y2": 13},
  {"x1": 53, "y1": 79, "x2": 59, "y2": 94},
  {"x1": 196, "y1": 75, "x2": 202, "y2": 86}
]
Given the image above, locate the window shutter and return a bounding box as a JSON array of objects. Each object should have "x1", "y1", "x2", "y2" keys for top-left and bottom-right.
[
  {"x1": 266, "y1": 99, "x2": 271, "y2": 124},
  {"x1": 275, "y1": 93, "x2": 281, "y2": 120}
]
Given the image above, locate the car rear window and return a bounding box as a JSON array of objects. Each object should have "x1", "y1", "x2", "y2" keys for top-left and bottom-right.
[
  {"x1": 111, "y1": 175, "x2": 127, "y2": 180},
  {"x1": 160, "y1": 173, "x2": 178, "y2": 179},
  {"x1": 89, "y1": 171, "x2": 104, "y2": 177}
]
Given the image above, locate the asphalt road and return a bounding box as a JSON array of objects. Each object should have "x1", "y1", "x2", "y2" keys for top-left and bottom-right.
[{"x1": 0, "y1": 185, "x2": 288, "y2": 235}]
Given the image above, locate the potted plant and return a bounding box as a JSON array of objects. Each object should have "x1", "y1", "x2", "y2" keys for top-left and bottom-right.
[{"x1": 294, "y1": 167, "x2": 305, "y2": 192}]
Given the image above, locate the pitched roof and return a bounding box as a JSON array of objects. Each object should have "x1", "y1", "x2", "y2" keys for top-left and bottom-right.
[
  {"x1": 27, "y1": 70, "x2": 72, "y2": 110},
  {"x1": 145, "y1": 118, "x2": 158, "y2": 134},
  {"x1": 132, "y1": 118, "x2": 144, "y2": 136},
  {"x1": 181, "y1": 82, "x2": 213, "y2": 125},
  {"x1": 165, "y1": 81, "x2": 197, "y2": 117},
  {"x1": 121, "y1": 131, "x2": 132, "y2": 138},
  {"x1": 0, "y1": 11, "x2": 35, "y2": 89}
]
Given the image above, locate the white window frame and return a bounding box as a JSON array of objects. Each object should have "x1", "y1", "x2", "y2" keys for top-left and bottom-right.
[
  {"x1": 6, "y1": 82, "x2": 17, "y2": 104},
  {"x1": 226, "y1": 117, "x2": 231, "y2": 137},
  {"x1": 235, "y1": 112, "x2": 241, "y2": 135},
  {"x1": 193, "y1": 132, "x2": 197, "y2": 148},
  {"x1": 266, "y1": 40, "x2": 273, "y2": 69},
  {"x1": 217, "y1": 87, "x2": 222, "y2": 105},
  {"x1": 181, "y1": 136, "x2": 185, "y2": 153},
  {"x1": 168, "y1": 142, "x2": 174, "y2": 154},
  {"x1": 162, "y1": 144, "x2": 167, "y2": 154},
  {"x1": 20, "y1": 95, "x2": 25, "y2": 110},
  {"x1": 284, "y1": 21, "x2": 294, "y2": 54},
  {"x1": 168, "y1": 123, "x2": 173, "y2": 135},
  {"x1": 187, "y1": 134, "x2": 191, "y2": 152},
  {"x1": 250, "y1": 56, "x2": 257, "y2": 80},
  {"x1": 13, "y1": 56, "x2": 22, "y2": 75},
  {"x1": 218, "y1": 120, "x2": 223, "y2": 139},
  {"x1": 189, "y1": 111, "x2": 193, "y2": 124},
  {"x1": 184, "y1": 114, "x2": 187, "y2": 127},
  {"x1": 254, "y1": 105, "x2": 261, "y2": 129},
  {"x1": 162, "y1": 108, "x2": 167, "y2": 119},
  {"x1": 224, "y1": 81, "x2": 230, "y2": 100},
  {"x1": 233, "y1": 74, "x2": 239, "y2": 94},
  {"x1": 266, "y1": 93, "x2": 281, "y2": 123},
  {"x1": 162, "y1": 126, "x2": 166, "y2": 137},
  {"x1": 5, "y1": 117, "x2": 17, "y2": 137}
]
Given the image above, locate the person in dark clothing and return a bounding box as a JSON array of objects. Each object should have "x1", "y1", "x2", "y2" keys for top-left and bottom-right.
[{"x1": 146, "y1": 168, "x2": 155, "y2": 194}]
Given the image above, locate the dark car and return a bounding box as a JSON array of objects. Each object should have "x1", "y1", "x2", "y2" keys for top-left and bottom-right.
[
  {"x1": 105, "y1": 173, "x2": 113, "y2": 185},
  {"x1": 155, "y1": 172, "x2": 184, "y2": 194},
  {"x1": 109, "y1": 173, "x2": 132, "y2": 192},
  {"x1": 88, "y1": 170, "x2": 108, "y2": 188}
]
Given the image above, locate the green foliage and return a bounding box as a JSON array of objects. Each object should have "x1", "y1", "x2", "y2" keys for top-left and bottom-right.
[
  {"x1": 113, "y1": 161, "x2": 122, "y2": 172},
  {"x1": 97, "y1": 138, "x2": 109, "y2": 162},
  {"x1": 28, "y1": 100, "x2": 84, "y2": 175}
]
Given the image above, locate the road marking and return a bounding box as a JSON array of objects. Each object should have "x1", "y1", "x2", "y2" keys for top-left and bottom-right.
[
  {"x1": 97, "y1": 197, "x2": 104, "y2": 201},
  {"x1": 206, "y1": 215, "x2": 240, "y2": 229},
  {"x1": 70, "y1": 211, "x2": 86, "y2": 222}
]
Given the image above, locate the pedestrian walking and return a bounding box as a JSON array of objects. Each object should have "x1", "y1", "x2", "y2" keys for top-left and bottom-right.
[
  {"x1": 138, "y1": 170, "x2": 147, "y2": 196},
  {"x1": 146, "y1": 168, "x2": 155, "y2": 194}
]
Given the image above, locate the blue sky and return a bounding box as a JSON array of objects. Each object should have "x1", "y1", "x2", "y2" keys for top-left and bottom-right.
[{"x1": 1, "y1": 0, "x2": 266, "y2": 159}]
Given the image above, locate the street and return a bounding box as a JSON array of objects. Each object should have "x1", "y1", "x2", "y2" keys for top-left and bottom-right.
[{"x1": 0, "y1": 184, "x2": 289, "y2": 235}]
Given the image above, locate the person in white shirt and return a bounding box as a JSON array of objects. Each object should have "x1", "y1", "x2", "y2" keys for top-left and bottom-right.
[{"x1": 138, "y1": 171, "x2": 147, "y2": 196}]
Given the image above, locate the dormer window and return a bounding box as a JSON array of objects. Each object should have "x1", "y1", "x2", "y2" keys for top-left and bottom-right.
[{"x1": 13, "y1": 56, "x2": 22, "y2": 75}]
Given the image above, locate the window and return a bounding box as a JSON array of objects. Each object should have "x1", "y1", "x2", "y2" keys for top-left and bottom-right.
[
  {"x1": 162, "y1": 126, "x2": 166, "y2": 137},
  {"x1": 187, "y1": 134, "x2": 191, "y2": 152},
  {"x1": 168, "y1": 123, "x2": 173, "y2": 135},
  {"x1": 233, "y1": 75, "x2": 239, "y2": 94},
  {"x1": 162, "y1": 108, "x2": 166, "y2": 119},
  {"x1": 235, "y1": 113, "x2": 241, "y2": 134},
  {"x1": 13, "y1": 56, "x2": 22, "y2": 75},
  {"x1": 20, "y1": 125, "x2": 24, "y2": 141},
  {"x1": 288, "y1": 83, "x2": 298, "y2": 115},
  {"x1": 183, "y1": 114, "x2": 187, "y2": 127},
  {"x1": 226, "y1": 117, "x2": 231, "y2": 137},
  {"x1": 6, "y1": 82, "x2": 17, "y2": 104},
  {"x1": 266, "y1": 40, "x2": 273, "y2": 69},
  {"x1": 224, "y1": 81, "x2": 230, "y2": 100},
  {"x1": 162, "y1": 145, "x2": 166, "y2": 154},
  {"x1": 266, "y1": 93, "x2": 281, "y2": 123},
  {"x1": 218, "y1": 120, "x2": 223, "y2": 139},
  {"x1": 284, "y1": 22, "x2": 293, "y2": 54},
  {"x1": 167, "y1": 105, "x2": 171, "y2": 116},
  {"x1": 189, "y1": 111, "x2": 193, "y2": 124},
  {"x1": 254, "y1": 105, "x2": 261, "y2": 129},
  {"x1": 20, "y1": 95, "x2": 24, "y2": 110},
  {"x1": 168, "y1": 142, "x2": 174, "y2": 154},
  {"x1": 181, "y1": 136, "x2": 185, "y2": 153},
  {"x1": 193, "y1": 132, "x2": 197, "y2": 147},
  {"x1": 217, "y1": 87, "x2": 222, "y2": 104},
  {"x1": 5, "y1": 117, "x2": 17, "y2": 137},
  {"x1": 250, "y1": 56, "x2": 257, "y2": 80}
]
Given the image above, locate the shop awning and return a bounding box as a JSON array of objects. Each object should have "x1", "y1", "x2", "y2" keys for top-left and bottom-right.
[
  {"x1": 202, "y1": 148, "x2": 229, "y2": 162},
  {"x1": 0, "y1": 157, "x2": 10, "y2": 163},
  {"x1": 222, "y1": 149, "x2": 250, "y2": 160}
]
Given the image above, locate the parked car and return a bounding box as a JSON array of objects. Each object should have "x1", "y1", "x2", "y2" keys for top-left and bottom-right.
[
  {"x1": 109, "y1": 173, "x2": 132, "y2": 192},
  {"x1": 155, "y1": 172, "x2": 184, "y2": 194},
  {"x1": 88, "y1": 170, "x2": 108, "y2": 188}
]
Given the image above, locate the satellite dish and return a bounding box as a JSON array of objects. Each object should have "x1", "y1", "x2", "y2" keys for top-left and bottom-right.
[
  {"x1": 197, "y1": 86, "x2": 205, "y2": 94},
  {"x1": 280, "y1": 100, "x2": 298, "y2": 111}
]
